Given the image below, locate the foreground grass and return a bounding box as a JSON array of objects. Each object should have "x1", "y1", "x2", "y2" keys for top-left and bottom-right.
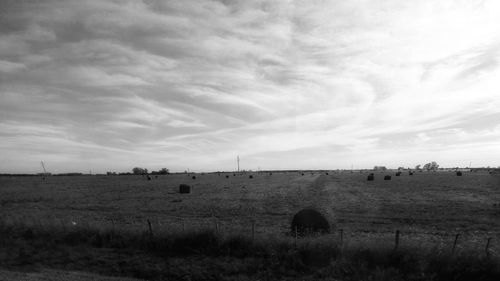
[{"x1": 0, "y1": 221, "x2": 498, "y2": 281}]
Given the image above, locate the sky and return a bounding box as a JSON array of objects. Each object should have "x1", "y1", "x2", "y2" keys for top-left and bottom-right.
[{"x1": 1, "y1": 0, "x2": 500, "y2": 174}]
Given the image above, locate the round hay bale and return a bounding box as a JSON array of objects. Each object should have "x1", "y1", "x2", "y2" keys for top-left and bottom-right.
[
  {"x1": 301, "y1": 173, "x2": 304, "y2": 176},
  {"x1": 226, "y1": 175, "x2": 229, "y2": 178},
  {"x1": 325, "y1": 172, "x2": 329, "y2": 175},
  {"x1": 249, "y1": 175, "x2": 253, "y2": 179},
  {"x1": 409, "y1": 171, "x2": 414, "y2": 175},
  {"x1": 384, "y1": 175, "x2": 391, "y2": 180},
  {"x1": 147, "y1": 176, "x2": 151, "y2": 181},
  {"x1": 395, "y1": 172, "x2": 401, "y2": 176},
  {"x1": 456, "y1": 171, "x2": 463, "y2": 176},
  {"x1": 367, "y1": 174, "x2": 374, "y2": 181},
  {"x1": 192, "y1": 176, "x2": 196, "y2": 180},
  {"x1": 179, "y1": 184, "x2": 191, "y2": 194},
  {"x1": 291, "y1": 209, "x2": 331, "y2": 235}
]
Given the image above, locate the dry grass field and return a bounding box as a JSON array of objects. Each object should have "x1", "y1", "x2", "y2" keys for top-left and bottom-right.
[
  {"x1": 1, "y1": 171, "x2": 499, "y2": 242},
  {"x1": 1, "y1": 170, "x2": 499, "y2": 280}
]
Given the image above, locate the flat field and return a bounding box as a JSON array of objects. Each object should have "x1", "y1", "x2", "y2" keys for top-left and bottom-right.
[{"x1": 1, "y1": 171, "x2": 499, "y2": 251}]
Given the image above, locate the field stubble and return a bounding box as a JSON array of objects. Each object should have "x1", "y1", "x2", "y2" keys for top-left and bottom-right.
[{"x1": 0, "y1": 171, "x2": 499, "y2": 253}]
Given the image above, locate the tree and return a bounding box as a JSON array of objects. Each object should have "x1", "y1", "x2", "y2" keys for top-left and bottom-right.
[
  {"x1": 132, "y1": 167, "x2": 148, "y2": 175},
  {"x1": 374, "y1": 166, "x2": 387, "y2": 171},
  {"x1": 423, "y1": 161, "x2": 439, "y2": 171},
  {"x1": 151, "y1": 168, "x2": 169, "y2": 175},
  {"x1": 415, "y1": 164, "x2": 421, "y2": 171}
]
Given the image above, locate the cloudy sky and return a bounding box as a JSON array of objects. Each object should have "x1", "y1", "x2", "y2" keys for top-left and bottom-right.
[{"x1": 1, "y1": 0, "x2": 500, "y2": 173}]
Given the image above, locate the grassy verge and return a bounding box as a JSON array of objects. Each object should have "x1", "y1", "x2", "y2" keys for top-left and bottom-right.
[{"x1": 0, "y1": 221, "x2": 498, "y2": 281}]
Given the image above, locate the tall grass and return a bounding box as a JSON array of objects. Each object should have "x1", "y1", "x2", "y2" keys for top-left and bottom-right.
[{"x1": 0, "y1": 219, "x2": 498, "y2": 281}]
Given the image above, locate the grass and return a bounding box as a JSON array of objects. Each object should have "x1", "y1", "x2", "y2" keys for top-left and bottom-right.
[
  {"x1": 1, "y1": 172, "x2": 499, "y2": 280},
  {"x1": 1, "y1": 219, "x2": 499, "y2": 281}
]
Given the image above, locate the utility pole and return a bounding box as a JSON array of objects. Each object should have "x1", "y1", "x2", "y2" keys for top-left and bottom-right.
[
  {"x1": 237, "y1": 155, "x2": 240, "y2": 172},
  {"x1": 41, "y1": 161, "x2": 47, "y2": 175}
]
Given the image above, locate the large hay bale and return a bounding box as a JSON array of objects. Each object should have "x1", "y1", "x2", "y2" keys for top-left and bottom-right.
[
  {"x1": 384, "y1": 175, "x2": 391, "y2": 180},
  {"x1": 409, "y1": 171, "x2": 414, "y2": 175},
  {"x1": 179, "y1": 184, "x2": 191, "y2": 194},
  {"x1": 367, "y1": 174, "x2": 374, "y2": 181},
  {"x1": 456, "y1": 171, "x2": 463, "y2": 176},
  {"x1": 291, "y1": 209, "x2": 331, "y2": 235},
  {"x1": 395, "y1": 172, "x2": 401, "y2": 176}
]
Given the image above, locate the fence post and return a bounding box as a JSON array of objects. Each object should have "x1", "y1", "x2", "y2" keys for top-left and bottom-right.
[
  {"x1": 60, "y1": 218, "x2": 66, "y2": 232},
  {"x1": 147, "y1": 219, "x2": 153, "y2": 237},
  {"x1": 394, "y1": 230, "x2": 400, "y2": 250},
  {"x1": 340, "y1": 228, "x2": 344, "y2": 256},
  {"x1": 214, "y1": 218, "x2": 219, "y2": 234},
  {"x1": 294, "y1": 226, "x2": 298, "y2": 248},
  {"x1": 252, "y1": 221, "x2": 255, "y2": 244},
  {"x1": 452, "y1": 234, "x2": 459, "y2": 254},
  {"x1": 485, "y1": 237, "x2": 492, "y2": 257},
  {"x1": 110, "y1": 219, "x2": 115, "y2": 239}
]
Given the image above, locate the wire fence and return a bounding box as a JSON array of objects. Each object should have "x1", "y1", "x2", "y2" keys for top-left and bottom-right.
[{"x1": 1, "y1": 213, "x2": 498, "y2": 258}]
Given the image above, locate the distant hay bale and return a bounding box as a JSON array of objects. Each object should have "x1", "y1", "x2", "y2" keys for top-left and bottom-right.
[
  {"x1": 396, "y1": 172, "x2": 401, "y2": 176},
  {"x1": 301, "y1": 173, "x2": 304, "y2": 176},
  {"x1": 249, "y1": 175, "x2": 253, "y2": 179},
  {"x1": 147, "y1": 176, "x2": 151, "y2": 181},
  {"x1": 179, "y1": 184, "x2": 191, "y2": 194},
  {"x1": 325, "y1": 172, "x2": 329, "y2": 175},
  {"x1": 456, "y1": 171, "x2": 463, "y2": 176},
  {"x1": 409, "y1": 171, "x2": 414, "y2": 175},
  {"x1": 226, "y1": 175, "x2": 229, "y2": 178},
  {"x1": 384, "y1": 175, "x2": 391, "y2": 180},
  {"x1": 192, "y1": 176, "x2": 196, "y2": 180},
  {"x1": 367, "y1": 174, "x2": 374, "y2": 181},
  {"x1": 291, "y1": 209, "x2": 331, "y2": 235}
]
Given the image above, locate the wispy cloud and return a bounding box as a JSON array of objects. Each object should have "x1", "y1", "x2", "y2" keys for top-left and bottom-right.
[{"x1": 1, "y1": 0, "x2": 499, "y2": 173}]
